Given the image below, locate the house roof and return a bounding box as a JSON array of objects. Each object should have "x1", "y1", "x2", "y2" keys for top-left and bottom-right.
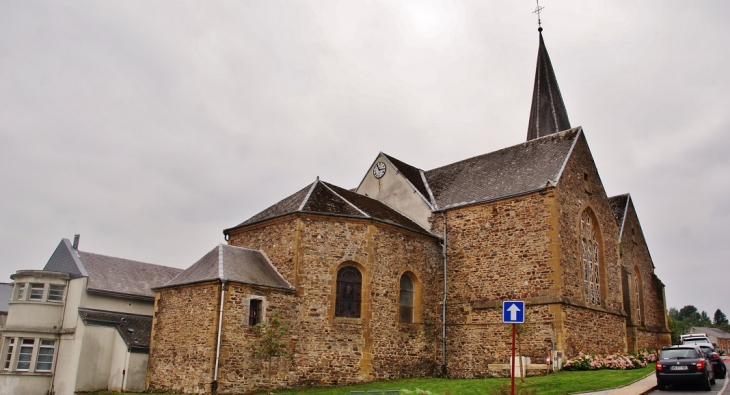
[
  {"x1": 43, "y1": 238, "x2": 183, "y2": 300},
  {"x1": 78, "y1": 308, "x2": 153, "y2": 352},
  {"x1": 79, "y1": 251, "x2": 183, "y2": 299},
  {"x1": 224, "y1": 179, "x2": 433, "y2": 236},
  {"x1": 691, "y1": 326, "x2": 730, "y2": 340},
  {"x1": 158, "y1": 244, "x2": 294, "y2": 290},
  {"x1": 424, "y1": 127, "x2": 581, "y2": 210},
  {"x1": 526, "y1": 30, "x2": 571, "y2": 141},
  {"x1": 0, "y1": 283, "x2": 13, "y2": 313}
]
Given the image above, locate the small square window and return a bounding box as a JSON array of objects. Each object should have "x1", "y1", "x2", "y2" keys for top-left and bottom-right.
[
  {"x1": 29, "y1": 284, "x2": 44, "y2": 301},
  {"x1": 48, "y1": 285, "x2": 65, "y2": 302}
]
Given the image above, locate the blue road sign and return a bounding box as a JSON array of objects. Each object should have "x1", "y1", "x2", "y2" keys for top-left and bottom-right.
[{"x1": 502, "y1": 301, "x2": 525, "y2": 323}]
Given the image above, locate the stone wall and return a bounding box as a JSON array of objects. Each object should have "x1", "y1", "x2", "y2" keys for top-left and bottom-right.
[
  {"x1": 147, "y1": 282, "x2": 220, "y2": 394},
  {"x1": 555, "y1": 133, "x2": 623, "y2": 314},
  {"x1": 225, "y1": 215, "x2": 443, "y2": 391},
  {"x1": 563, "y1": 305, "x2": 626, "y2": 356},
  {"x1": 618, "y1": 198, "x2": 670, "y2": 349},
  {"x1": 433, "y1": 192, "x2": 559, "y2": 377}
]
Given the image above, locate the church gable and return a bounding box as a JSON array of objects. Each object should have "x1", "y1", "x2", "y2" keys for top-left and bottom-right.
[
  {"x1": 356, "y1": 153, "x2": 435, "y2": 229},
  {"x1": 610, "y1": 194, "x2": 670, "y2": 347},
  {"x1": 553, "y1": 130, "x2": 624, "y2": 308}
]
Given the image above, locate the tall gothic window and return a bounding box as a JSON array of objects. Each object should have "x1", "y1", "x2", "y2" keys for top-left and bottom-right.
[
  {"x1": 581, "y1": 210, "x2": 601, "y2": 306},
  {"x1": 335, "y1": 266, "x2": 362, "y2": 318},
  {"x1": 634, "y1": 269, "x2": 643, "y2": 324},
  {"x1": 399, "y1": 274, "x2": 415, "y2": 323}
]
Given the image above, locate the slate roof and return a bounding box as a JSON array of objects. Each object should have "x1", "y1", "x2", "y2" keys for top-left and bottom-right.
[
  {"x1": 79, "y1": 251, "x2": 183, "y2": 299},
  {"x1": 0, "y1": 283, "x2": 13, "y2": 313},
  {"x1": 691, "y1": 327, "x2": 730, "y2": 340},
  {"x1": 43, "y1": 238, "x2": 183, "y2": 300},
  {"x1": 159, "y1": 244, "x2": 294, "y2": 290},
  {"x1": 224, "y1": 179, "x2": 432, "y2": 236},
  {"x1": 78, "y1": 308, "x2": 152, "y2": 352},
  {"x1": 608, "y1": 194, "x2": 630, "y2": 235},
  {"x1": 526, "y1": 31, "x2": 571, "y2": 141},
  {"x1": 424, "y1": 127, "x2": 581, "y2": 210}
]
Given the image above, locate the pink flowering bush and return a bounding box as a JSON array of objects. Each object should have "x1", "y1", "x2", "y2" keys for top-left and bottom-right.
[{"x1": 562, "y1": 349, "x2": 657, "y2": 371}]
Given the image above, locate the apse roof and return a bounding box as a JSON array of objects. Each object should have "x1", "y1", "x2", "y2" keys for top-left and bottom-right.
[
  {"x1": 224, "y1": 179, "x2": 432, "y2": 236},
  {"x1": 158, "y1": 244, "x2": 294, "y2": 290}
]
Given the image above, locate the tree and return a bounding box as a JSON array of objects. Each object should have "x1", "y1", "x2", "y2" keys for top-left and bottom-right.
[
  {"x1": 249, "y1": 311, "x2": 289, "y2": 389},
  {"x1": 678, "y1": 305, "x2": 701, "y2": 327},
  {"x1": 699, "y1": 311, "x2": 712, "y2": 327},
  {"x1": 714, "y1": 309, "x2": 728, "y2": 326}
]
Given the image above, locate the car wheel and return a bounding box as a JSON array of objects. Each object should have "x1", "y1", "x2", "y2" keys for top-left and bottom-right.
[
  {"x1": 657, "y1": 380, "x2": 666, "y2": 391},
  {"x1": 703, "y1": 373, "x2": 712, "y2": 391},
  {"x1": 711, "y1": 376, "x2": 716, "y2": 385}
]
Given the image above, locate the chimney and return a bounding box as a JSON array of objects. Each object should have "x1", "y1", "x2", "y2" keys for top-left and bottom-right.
[{"x1": 72, "y1": 234, "x2": 80, "y2": 250}]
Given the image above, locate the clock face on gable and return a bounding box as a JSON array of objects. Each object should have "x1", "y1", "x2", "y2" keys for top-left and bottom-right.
[{"x1": 373, "y1": 162, "x2": 386, "y2": 179}]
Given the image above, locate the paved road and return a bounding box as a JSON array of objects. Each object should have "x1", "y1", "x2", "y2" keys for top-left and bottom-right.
[{"x1": 647, "y1": 362, "x2": 730, "y2": 394}]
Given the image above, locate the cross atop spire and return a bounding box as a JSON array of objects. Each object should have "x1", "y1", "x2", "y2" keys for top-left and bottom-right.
[
  {"x1": 533, "y1": 0, "x2": 544, "y2": 31},
  {"x1": 526, "y1": 29, "x2": 571, "y2": 141}
]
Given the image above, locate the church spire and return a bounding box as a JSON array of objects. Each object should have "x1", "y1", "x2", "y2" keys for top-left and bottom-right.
[{"x1": 526, "y1": 28, "x2": 571, "y2": 141}]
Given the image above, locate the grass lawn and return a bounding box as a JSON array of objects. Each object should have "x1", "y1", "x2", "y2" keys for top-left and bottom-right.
[{"x1": 92, "y1": 365, "x2": 655, "y2": 395}]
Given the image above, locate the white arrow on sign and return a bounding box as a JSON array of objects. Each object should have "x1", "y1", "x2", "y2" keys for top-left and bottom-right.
[{"x1": 507, "y1": 303, "x2": 521, "y2": 321}]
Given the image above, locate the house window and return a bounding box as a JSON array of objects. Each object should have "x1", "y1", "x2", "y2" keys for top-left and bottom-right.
[
  {"x1": 16, "y1": 339, "x2": 35, "y2": 371},
  {"x1": 580, "y1": 209, "x2": 601, "y2": 306},
  {"x1": 3, "y1": 338, "x2": 14, "y2": 370},
  {"x1": 35, "y1": 340, "x2": 55, "y2": 371},
  {"x1": 15, "y1": 283, "x2": 26, "y2": 301},
  {"x1": 248, "y1": 299, "x2": 263, "y2": 326},
  {"x1": 48, "y1": 285, "x2": 65, "y2": 302},
  {"x1": 583, "y1": 171, "x2": 591, "y2": 193},
  {"x1": 399, "y1": 274, "x2": 415, "y2": 323},
  {"x1": 29, "y1": 284, "x2": 45, "y2": 300},
  {"x1": 335, "y1": 266, "x2": 362, "y2": 318}
]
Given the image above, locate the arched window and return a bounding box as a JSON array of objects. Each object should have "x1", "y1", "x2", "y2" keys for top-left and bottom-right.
[
  {"x1": 335, "y1": 266, "x2": 361, "y2": 318},
  {"x1": 634, "y1": 268, "x2": 643, "y2": 324},
  {"x1": 580, "y1": 209, "x2": 601, "y2": 306},
  {"x1": 399, "y1": 274, "x2": 415, "y2": 323}
]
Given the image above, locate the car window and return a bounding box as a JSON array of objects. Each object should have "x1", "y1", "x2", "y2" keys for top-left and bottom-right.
[{"x1": 660, "y1": 348, "x2": 698, "y2": 359}]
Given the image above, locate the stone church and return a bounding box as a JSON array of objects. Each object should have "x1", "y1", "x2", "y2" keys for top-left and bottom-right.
[{"x1": 146, "y1": 30, "x2": 671, "y2": 394}]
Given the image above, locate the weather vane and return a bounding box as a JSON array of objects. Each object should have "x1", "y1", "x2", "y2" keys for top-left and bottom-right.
[{"x1": 533, "y1": 0, "x2": 544, "y2": 31}]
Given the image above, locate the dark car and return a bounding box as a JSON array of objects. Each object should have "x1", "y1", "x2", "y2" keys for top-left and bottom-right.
[
  {"x1": 656, "y1": 345, "x2": 715, "y2": 391},
  {"x1": 698, "y1": 344, "x2": 727, "y2": 379}
]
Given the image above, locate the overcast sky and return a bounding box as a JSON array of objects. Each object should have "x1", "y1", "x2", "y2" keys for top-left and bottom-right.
[{"x1": 1, "y1": 1, "x2": 728, "y2": 319}]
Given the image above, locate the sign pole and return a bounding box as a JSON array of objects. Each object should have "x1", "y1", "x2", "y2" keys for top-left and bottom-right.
[{"x1": 511, "y1": 323, "x2": 516, "y2": 395}]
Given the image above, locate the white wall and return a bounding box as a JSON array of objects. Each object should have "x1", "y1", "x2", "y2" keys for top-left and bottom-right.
[
  {"x1": 125, "y1": 352, "x2": 149, "y2": 392},
  {"x1": 107, "y1": 328, "x2": 128, "y2": 391},
  {"x1": 356, "y1": 153, "x2": 434, "y2": 229},
  {"x1": 79, "y1": 291, "x2": 154, "y2": 316},
  {"x1": 0, "y1": 374, "x2": 51, "y2": 395},
  {"x1": 74, "y1": 325, "x2": 115, "y2": 391},
  {"x1": 52, "y1": 326, "x2": 83, "y2": 395}
]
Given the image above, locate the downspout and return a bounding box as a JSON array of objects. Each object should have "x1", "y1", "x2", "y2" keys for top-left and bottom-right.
[
  {"x1": 213, "y1": 280, "x2": 226, "y2": 393},
  {"x1": 441, "y1": 212, "x2": 448, "y2": 376}
]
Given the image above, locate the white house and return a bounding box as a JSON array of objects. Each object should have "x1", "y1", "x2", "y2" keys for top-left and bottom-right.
[{"x1": 0, "y1": 236, "x2": 181, "y2": 395}]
